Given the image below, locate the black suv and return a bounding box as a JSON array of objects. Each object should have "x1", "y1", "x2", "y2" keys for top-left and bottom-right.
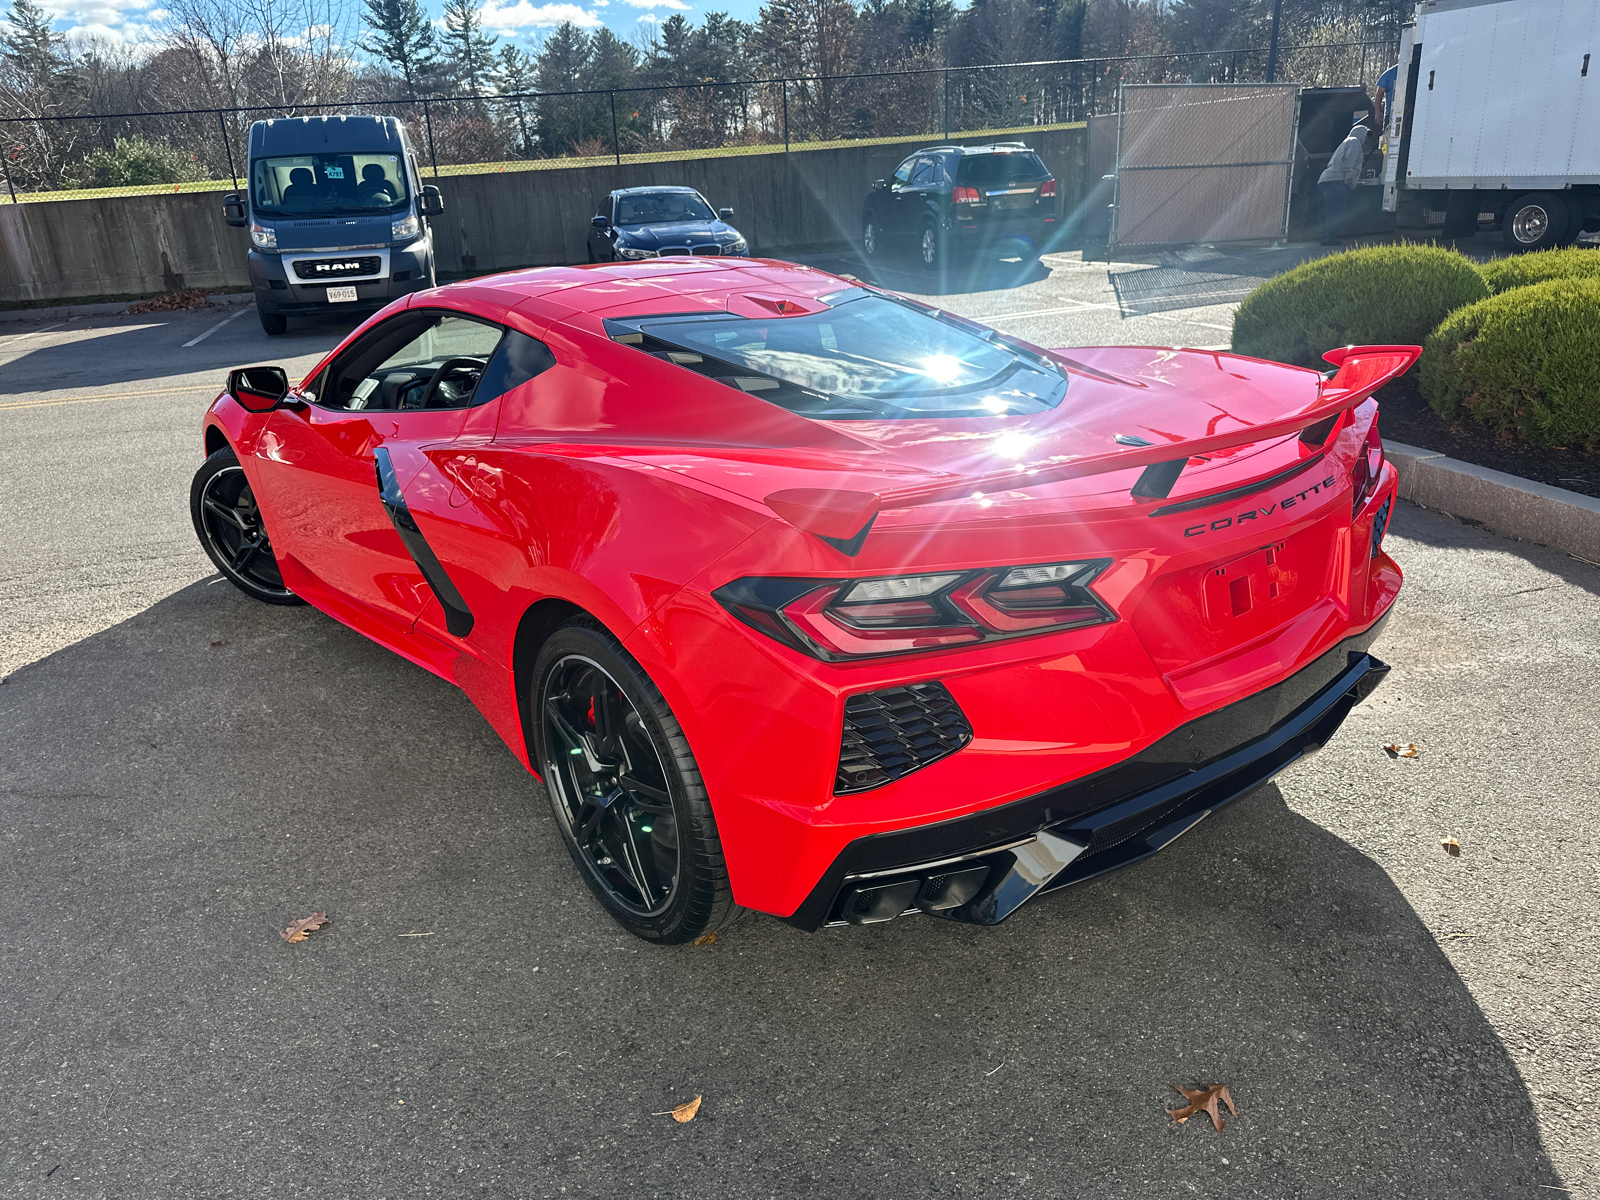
[{"x1": 862, "y1": 143, "x2": 1059, "y2": 270}]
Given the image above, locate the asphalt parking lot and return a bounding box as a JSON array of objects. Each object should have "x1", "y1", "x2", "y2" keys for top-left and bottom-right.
[{"x1": 2, "y1": 251, "x2": 1598, "y2": 1198}]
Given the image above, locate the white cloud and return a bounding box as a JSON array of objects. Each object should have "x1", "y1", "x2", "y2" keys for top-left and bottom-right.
[
  {"x1": 635, "y1": 10, "x2": 655, "y2": 18},
  {"x1": 476, "y1": 0, "x2": 604, "y2": 28},
  {"x1": 619, "y1": 0, "x2": 689, "y2": 8}
]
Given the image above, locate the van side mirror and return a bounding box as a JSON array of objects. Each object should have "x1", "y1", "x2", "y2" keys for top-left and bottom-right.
[
  {"x1": 419, "y1": 185, "x2": 444, "y2": 216},
  {"x1": 591, "y1": 214, "x2": 610, "y2": 229},
  {"x1": 228, "y1": 365, "x2": 290, "y2": 413},
  {"x1": 223, "y1": 193, "x2": 248, "y2": 227},
  {"x1": 717, "y1": 207, "x2": 734, "y2": 221}
]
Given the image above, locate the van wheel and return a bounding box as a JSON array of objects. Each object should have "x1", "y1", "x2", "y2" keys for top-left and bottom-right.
[
  {"x1": 1503, "y1": 193, "x2": 1569, "y2": 251},
  {"x1": 258, "y1": 308, "x2": 288, "y2": 336}
]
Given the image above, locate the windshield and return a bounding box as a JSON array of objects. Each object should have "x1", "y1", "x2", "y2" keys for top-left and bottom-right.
[
  {"x1": 616, "y1": 191, "x2": 717, "y2": 226},
  {"x1": 624, "y1": 293, "x2": 1067, "y2": 418},
  {"x1": 251, "y1": 152, "x2": 410, "y2": 216},
  {"x1": 956, "y1": 152, "x2": 1051, "y2": 186}
]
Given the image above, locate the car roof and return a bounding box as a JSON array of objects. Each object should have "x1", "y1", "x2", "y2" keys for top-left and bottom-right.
[
  {"x1": 907, "y1": 142, "x2": 1035, "y2": 156},
  {"x1": 249, "y1": 114, "x2": 405, "y2": 157},
  {"x1": 611, "y1": 185, "x2": 704, "y2": 197}
]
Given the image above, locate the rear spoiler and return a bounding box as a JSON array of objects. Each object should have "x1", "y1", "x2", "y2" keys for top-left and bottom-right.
[{"x1": 765, "y1": 345, "x2": 1420, "y2": 554}]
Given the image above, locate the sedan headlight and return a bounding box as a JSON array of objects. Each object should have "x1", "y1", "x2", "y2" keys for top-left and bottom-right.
[
  {"x1": 250, "y1": 221, "x2": 277, "y2": 250},
  {"x1": 724, "y1": 238, "x2": 748, "y2": 256},
  {"x1": 391, "y1": 213, "x2": 420, "y2": 242},
  {"x1": 614, "y1": 244, "x2": 657, "y2": 260}
]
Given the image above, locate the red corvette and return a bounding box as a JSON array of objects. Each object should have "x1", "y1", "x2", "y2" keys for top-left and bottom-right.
[{"x1": 192, "y1": 258, "x2": 1411, "y2": 943}]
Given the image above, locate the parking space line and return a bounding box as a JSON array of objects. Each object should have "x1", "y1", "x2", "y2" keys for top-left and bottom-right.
[
  {"x1": 983, "y1": 302, "x2": 1235, "y2": 333},
  {"x1": 183, "y1": 307, "x2": 247, "y2": 348},
  {"x1": 0, "y1": 385, "x2": 215, "y2": 414}
]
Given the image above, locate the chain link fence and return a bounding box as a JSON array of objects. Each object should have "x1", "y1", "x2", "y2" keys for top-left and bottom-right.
[{"x1": 0, "y1": 42, "x2": 1389, "y2": 204}]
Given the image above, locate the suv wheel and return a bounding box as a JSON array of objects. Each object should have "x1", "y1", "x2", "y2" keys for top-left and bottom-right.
[
  {"x1": 918, "y1": 221, "x2": 943, "y2": 271},
  {"x1": 863, "y1": 216, "x2": 879, "y2": 259}
]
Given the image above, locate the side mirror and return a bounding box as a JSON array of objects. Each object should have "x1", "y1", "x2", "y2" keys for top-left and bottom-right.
[
  {"x1": 223, "y1": 193, "x2": 248, "y2": 227},
  {"x1": 872, "y1": 178, "x2": 887, "y2": 190},
  {"x1": 717, "y1": 207, "x2": 734, "y2": 221},
  {"x1": 229, "y1": 365, "x2": 290, "y2": 413},
  {"x1": 591, "y1": 214, "x2": 610, "y2": 229},
  {"x1": 419, "y1": 185, "x2": 444, "y2": 216}
]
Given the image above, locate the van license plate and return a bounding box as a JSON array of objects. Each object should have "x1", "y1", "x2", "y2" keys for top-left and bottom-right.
[{"x1": 326, "y1": 286, "x2": 357, "y2": 303}]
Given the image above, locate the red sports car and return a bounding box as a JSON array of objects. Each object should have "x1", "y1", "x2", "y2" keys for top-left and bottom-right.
[{"x1": 192, "y1": 258, "x2": 1412, "y2": 943}]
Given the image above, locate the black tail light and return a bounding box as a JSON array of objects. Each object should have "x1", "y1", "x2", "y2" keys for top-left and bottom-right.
[{"x1": 713, "y1": 559, "x2": 1114, "y2": 661}]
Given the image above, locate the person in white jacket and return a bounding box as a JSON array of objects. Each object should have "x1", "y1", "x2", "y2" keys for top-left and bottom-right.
[{"x1": 1317, "y1": 124, "x2": 1371, "y2": 246}]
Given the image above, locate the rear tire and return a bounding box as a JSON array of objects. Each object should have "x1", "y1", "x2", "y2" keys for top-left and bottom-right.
[
  {"x1": 258, "y1": 307, "x2": 288, "y2": 336},
  {"x1": 190, "y1": 446, "x2": 303, "y2": 606},
  {"x1": 533, "y1": 620, "x2": 738, "y2": 944},
  {"x1": 918, "y1": 220, "x2": 943, "y2": 272},
  {"x1": 863, "y1": 215, "x2": 880, "y2": 259},
  {"x1": 1502, "y1": 192, "x2": 1569, "y2": 251}
]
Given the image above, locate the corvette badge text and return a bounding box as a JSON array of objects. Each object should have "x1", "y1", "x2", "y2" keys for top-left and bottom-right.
[{"x1": 1183, "y1": 474, "x2": 1340, "y2": 538}]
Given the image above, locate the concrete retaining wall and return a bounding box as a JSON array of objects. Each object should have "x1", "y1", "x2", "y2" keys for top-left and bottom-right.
[{"x1": 0, "y1": 126, "x2": 1085, "y2": 305}]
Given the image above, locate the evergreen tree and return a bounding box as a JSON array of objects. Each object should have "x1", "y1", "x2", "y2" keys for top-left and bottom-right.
[
  {"x1": 358, "y1": 0, "x2": 437, "y2": 96},
  {"x1": 441, "y1": 0, "x2": 496, "y2": 94},
  {"x1": 0, "y1": 0, "x2": 69, "y2": 89},
  {"x1": 494, "y1": 43, "x2": 538, "y2": 154}
]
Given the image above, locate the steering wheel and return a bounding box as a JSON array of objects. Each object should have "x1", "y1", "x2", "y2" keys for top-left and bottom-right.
[{"x1": 414, "y1": 357, "x2": 488, "y2": 410}]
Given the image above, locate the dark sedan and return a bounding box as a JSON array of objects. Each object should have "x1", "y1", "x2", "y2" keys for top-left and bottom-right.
[{"x1": 587, "y1": 187, "x2": 749, "y2": 262}]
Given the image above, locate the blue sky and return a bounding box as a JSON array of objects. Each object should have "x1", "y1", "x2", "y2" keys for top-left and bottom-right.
[{"x1": 35, "y1": 0, "x2": 766, "y2": 60}]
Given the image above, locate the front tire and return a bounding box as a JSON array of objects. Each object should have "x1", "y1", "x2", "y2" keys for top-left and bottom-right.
[
  {"x1": 190, "y1": 446, "x2": 303, "y2": 606},
  {"x1": 863, "y1": 215, "x2": 880, "y2": 259},
  {"x1": 533, "y1": 620, "x2": 737, "y2": 944},
  {"x1": 258, "y1": 307, "x2": 288, "y2": 336}
]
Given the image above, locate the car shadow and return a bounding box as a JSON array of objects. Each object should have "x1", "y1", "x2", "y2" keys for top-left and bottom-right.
[
  {"x1": 797, "y1": 243, "x2": 1052, "y2": 297},
  {"x1": 0, "y1": 308, "x2": 350, "y2": 397},
  {"x1": 0, "y1": 578, "x2": 1566, "y2": 1196}
]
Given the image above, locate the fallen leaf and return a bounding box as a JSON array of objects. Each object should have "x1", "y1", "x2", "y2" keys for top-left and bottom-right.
[
  {"x1": 280, "y1": 911, "x2": 330, "y2": 943},
  {"x1": 209, "y1": 640, "x2": 228, "y2": 648},
  {"x1": 1441, "y1": 836, "x2": 1461, "y2": 856},
  {"x1": 693, "y1": 931, "x2": 718, "y2": 947},
  {"x1": 668, "y1": 1095, "x2": 702, "y2": 1123},
  {"x1": 1384, "y1": 742, "x2": 1421, "y2": 758},
  {"x1": 1167, "y1": 1083, "x2": 1236, "y2": 1133}
]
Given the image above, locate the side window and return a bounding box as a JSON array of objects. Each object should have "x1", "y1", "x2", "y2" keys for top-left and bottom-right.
[
  {"x1": 595, "y1": 195, "x2": 609, "y2": 220},
  {"x1": 909, "y1": 157, "x2": 936, "y2": 185},
  {"x1": 474, "y1": 329, "x2": 556, "y2": 406},
  {"x1": 892, "y1": 157, "x2": 915, "y2": 185},
  {"x1": 323, "y1": 311, "x2": 506, "y2": 412}
]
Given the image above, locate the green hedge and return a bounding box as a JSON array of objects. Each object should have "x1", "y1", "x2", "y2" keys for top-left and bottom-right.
[
  {"x1": 1231, "y1": 245, "x2": 1489, "y2": 369},
  {"x1": 1478, "y1": 247, "x2": 1600, "y2": 294},
  {"x1": 1419, "y1": 278, "x2": 1600, "y2": 450}
]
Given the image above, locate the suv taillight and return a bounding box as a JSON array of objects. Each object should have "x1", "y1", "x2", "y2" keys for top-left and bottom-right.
[
  {"x1": 952, "y1": 186, "x2": 981, "y2": 205},
  {"x1": 1039, "y1": 179, "x2": 1057, "y2": 197},
  {"x1": 714, "y1": 561, "x2": 1114, "y2": 661},
  {"x1": 1350, "y1": 417, "x2": 1384, "y2": 515}
]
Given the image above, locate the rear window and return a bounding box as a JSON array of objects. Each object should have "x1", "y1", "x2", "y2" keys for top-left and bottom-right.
[
  {"x1": 956, "y1": 152, "x2": 1051, "y2": 186},
  {"x1": 608, "y1": 292, "x2": 1067, "y2": 419}
]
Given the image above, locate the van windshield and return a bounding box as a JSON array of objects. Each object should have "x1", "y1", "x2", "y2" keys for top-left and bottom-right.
[{"x1": 251, "y1": 153, "x2": 410, "y2": 217}]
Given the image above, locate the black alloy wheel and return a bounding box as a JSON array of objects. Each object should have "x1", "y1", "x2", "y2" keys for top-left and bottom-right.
[
  {"x1": 190, "y1": 446, "x2": 304, "y2": 606},
  {"x1": 533, "y1": 621, "x2": 737, "y2": 943}
]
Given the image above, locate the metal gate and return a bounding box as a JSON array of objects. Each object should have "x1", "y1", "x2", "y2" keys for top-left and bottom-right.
[{"x1": 1111, "y1": 84, "x2": 1302, "y2": 249}]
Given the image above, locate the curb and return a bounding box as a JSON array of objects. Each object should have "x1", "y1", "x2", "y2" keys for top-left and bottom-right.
[
  {"x1": 1387, "y1": 440, "x2": 1600, "y2": 565},
  {"x1": 0, "y1": 291, "x2": 254, "y2": 325}
]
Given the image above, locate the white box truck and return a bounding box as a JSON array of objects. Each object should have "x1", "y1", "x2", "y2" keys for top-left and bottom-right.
[{"x1": 1381, "y1": 0, "x2": 1598, "y2": 249}]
